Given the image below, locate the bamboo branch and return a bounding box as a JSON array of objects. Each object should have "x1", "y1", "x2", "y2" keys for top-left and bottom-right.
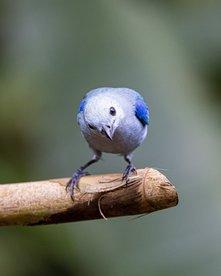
[{"x1": 0, "y1": 168, "x2": 178, "y2": 226}]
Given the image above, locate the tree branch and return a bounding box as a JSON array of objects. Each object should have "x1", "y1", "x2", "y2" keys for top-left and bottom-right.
[{"x1": 0, "y1": 168, "x2": 178, "y2": 226}]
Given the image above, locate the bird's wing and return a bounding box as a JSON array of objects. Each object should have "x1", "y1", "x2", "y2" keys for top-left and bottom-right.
[
  {"x1": 135, "y1": 97, "x2": 149, "y2": 126},
  {"x1": 78, "y1": 97, "x2": 87, "y2": 113},
  {"x1": 77, "y1": 97, "x2": 87, "y2": 125}
]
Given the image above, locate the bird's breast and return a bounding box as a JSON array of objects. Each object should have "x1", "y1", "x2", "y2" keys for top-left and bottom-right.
[{"x1": 82, "y1": 121, "x2": 147, "y2": 155}]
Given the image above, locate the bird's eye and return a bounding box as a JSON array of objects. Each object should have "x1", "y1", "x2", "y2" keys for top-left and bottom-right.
[
  {"x1": 109, "y1": 106, "x2": 116, "y2": 116},
  {"x1": 88, "y1": 124, "x2": 95, "y2": 130}
]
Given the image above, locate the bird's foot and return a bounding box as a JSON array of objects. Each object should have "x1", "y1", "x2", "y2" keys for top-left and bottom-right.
[
  {"x1": 66, "y1": 169, "x2": 89, "y2": 198},
  {"x1": 122, "y1": 164, "x2": 136, "y2": 184}
]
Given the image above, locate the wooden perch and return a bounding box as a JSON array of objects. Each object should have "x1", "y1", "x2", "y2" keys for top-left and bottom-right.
[{"x1": 0, "y1": 168, "x2": 178, "y2": 226}]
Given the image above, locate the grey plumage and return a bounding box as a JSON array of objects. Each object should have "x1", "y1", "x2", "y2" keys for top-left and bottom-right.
[{"x1": 67, "y1": 87, "x2": 149, "y2": 197}]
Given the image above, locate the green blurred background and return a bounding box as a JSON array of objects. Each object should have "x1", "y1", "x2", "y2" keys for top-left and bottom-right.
[{"x1": 1, "y1": 1, "x2": 221, "y2": 275}]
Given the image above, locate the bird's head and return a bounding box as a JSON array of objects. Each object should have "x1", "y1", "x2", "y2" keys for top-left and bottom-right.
[{"x1": 83, "y1": 95, "x2": 125, "y2": 140}]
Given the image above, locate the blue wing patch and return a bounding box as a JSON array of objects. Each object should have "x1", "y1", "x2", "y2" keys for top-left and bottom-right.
[
  {"x1": 135, "y1": 97, "x2": 149, "y2": 126},
  {"x1": 78, "y1": 98, "x2": 86, "y2": 113}
]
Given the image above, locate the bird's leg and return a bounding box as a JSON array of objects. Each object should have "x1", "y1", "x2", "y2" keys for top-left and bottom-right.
[
  {"x1": 122, "y1": 153, "x2": 136, "y2": 183},
  {"x1": 66, "y1": 151, "x2": 101, "y2": 197}
]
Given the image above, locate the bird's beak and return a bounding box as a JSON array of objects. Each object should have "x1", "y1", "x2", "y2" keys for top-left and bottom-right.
[{"x1": 101, "y1": 125, "x2": 115, "y2": 141}]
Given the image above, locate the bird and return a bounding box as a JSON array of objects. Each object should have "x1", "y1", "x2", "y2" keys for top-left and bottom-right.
[{"x1": 66, "y1": 87, "x2": 149, "y2": 196}]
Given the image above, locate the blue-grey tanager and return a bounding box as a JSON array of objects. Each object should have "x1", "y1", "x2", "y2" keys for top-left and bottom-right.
[{"x1": 67, "y1": 87, "x2": 149, "y2": 196}]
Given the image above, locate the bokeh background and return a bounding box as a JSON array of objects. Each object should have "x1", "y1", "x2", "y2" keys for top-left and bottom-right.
[{"x1": 1, "y1": 1, "x2": 221, "y2": 275}]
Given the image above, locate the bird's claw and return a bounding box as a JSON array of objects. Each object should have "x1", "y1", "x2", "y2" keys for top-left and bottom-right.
[
  {"x1": 122, "y1": 164, "x2": 136, "y2": 184},
  {"x1": 66, "y1": 169, "x2": 89, "y2": 198}
]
